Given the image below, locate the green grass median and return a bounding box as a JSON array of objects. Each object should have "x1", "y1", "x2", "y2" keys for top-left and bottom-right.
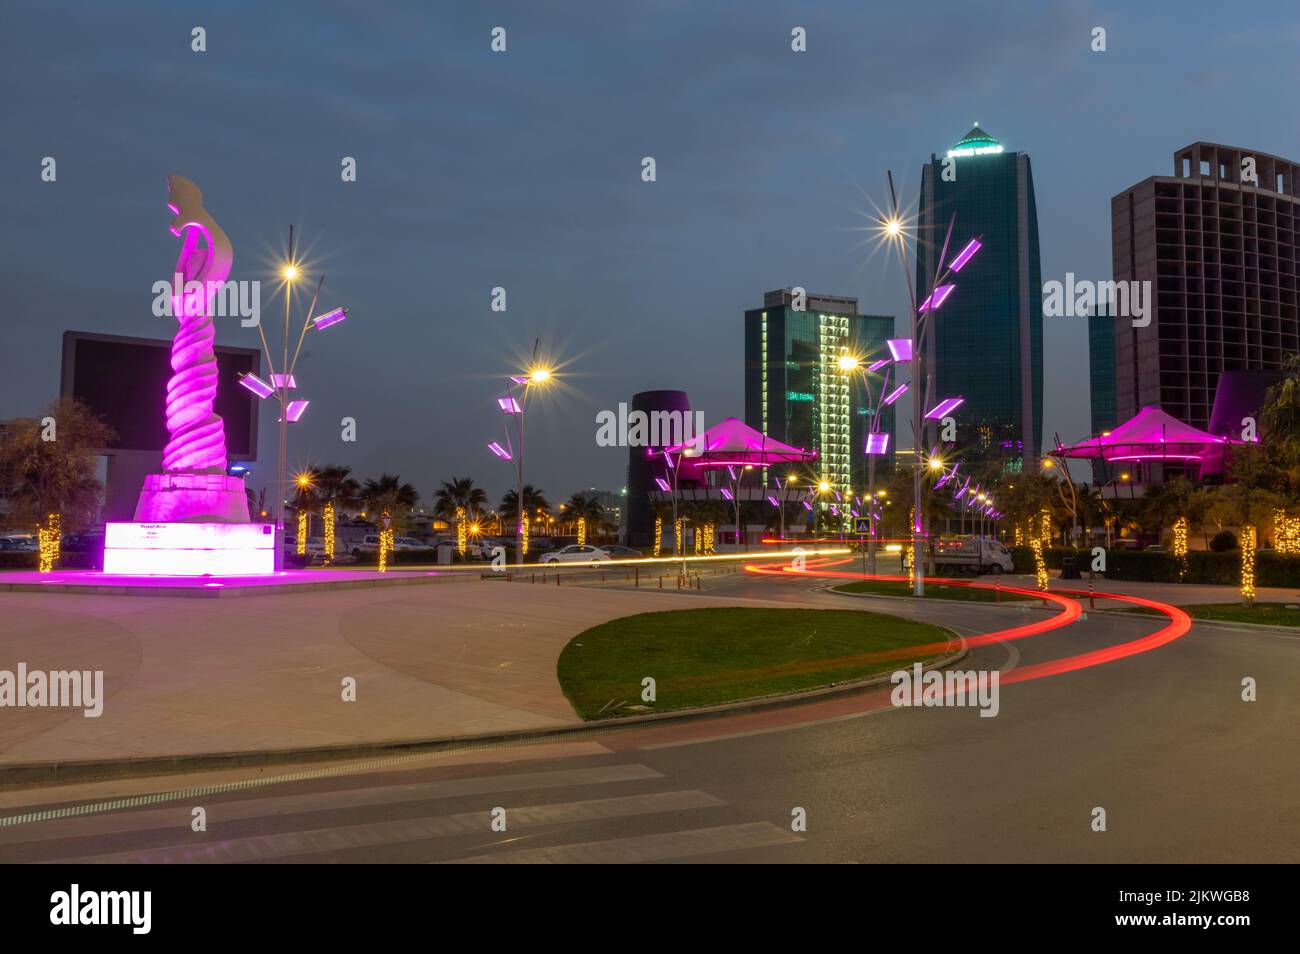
[
  {"x1": 832, "y1": 578, "x2": 1037, "y2": 602},
  {"x1": 557, "y1": 607, "x2": 953, "y2": 720},
  {"x1": 1119, "y1": 602, "x2": 1300, "y2": 626}
]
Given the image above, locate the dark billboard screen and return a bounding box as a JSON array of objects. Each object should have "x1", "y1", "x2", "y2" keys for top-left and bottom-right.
[{"x1": 61, "y1": 332, "x2": 259, "y2": 457}]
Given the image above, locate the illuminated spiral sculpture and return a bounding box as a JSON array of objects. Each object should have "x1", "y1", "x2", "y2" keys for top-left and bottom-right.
[{"x1": 161, "y1": 175, "x2": 234, "y2": 473}]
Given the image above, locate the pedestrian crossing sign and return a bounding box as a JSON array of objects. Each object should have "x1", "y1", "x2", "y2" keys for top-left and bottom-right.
[{"x1": 853, "y1": 517, "x2": 871, "y2": 534}]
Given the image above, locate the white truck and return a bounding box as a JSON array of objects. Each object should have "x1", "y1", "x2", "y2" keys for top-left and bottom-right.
[{"x1": 933, "y1": 536, "x2": 1014, "y2": 575}]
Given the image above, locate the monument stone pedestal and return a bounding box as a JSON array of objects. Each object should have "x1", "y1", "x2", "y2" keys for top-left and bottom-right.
[
  {"x1": 102, "y1": 472, "x2": 272, "y2": 576},
  {"x1": 133, "y1": 472, "x2": 251, "y2": 523}
]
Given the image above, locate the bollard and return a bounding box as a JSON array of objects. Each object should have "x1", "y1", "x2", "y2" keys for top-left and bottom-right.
[
  {"x1": 555, "y1": 572, "x2": 560, "y2": 586},
  {"x1": 635, "y1": 566, "x2": 640, "y2": 587},
  {"x1": 531, "y1": 573, "x2": 535, "y2": 585},
  {"x1": 659, "y1": 576, "x2": 663, "y2": 589},
  {"x1": 1088, "y1": 568, "x2": 1095, "y2": 610}
]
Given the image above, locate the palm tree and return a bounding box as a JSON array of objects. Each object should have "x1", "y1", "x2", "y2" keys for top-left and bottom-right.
[
  {"x1": 1263, "y1": 352, "x2": 1300, "y2": 462},
  {"x1": 314, "y1": 465, "x2": 360, "y2": 560},
  {"x1": 499, "y1": 485, "x2": 550, "y2": 535},
  {"x1": 434, "y1": 477, "x2": 489, "y2": 523},
  {"x1": 290, "y1": 468, "x2": 321, "y2": 543},
  {"x1": 317, "y1": 465, "x2": 361, "y2": 512},
  {"x1": 361, "y1": 474, "x2": 419, "y2": 532},
  {"x1": 563, "y1": 492, "x2": 609, "y2": 539}
]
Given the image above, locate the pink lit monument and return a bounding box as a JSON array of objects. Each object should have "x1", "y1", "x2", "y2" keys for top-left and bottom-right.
[{"x1": 103, "y1": 176, "x2": 273, "y2": 575}]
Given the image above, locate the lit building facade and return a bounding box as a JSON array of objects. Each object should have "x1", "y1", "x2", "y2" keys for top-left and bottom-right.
[
  {"x1": 744, "y1": 289, "x2": 895, "y2": 493},
  {"x1": 916, "y1": 125, "x2": 1043, "y2": 468},
  {"x1": 1111, "y1": 141, "x2": 1300, "y2": 432}
]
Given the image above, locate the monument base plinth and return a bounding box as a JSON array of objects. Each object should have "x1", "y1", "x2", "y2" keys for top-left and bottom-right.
[
  {"x1": 104, "y1": 522, "x2": 275, "y2": 576},
  {"x1": 134, "y1": 472, "x2": 251, "y2": 523}
]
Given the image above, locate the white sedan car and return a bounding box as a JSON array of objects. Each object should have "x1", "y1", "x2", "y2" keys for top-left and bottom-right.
[{"x1": 539, "y1": 544, "x2": 611, "y2": 565}]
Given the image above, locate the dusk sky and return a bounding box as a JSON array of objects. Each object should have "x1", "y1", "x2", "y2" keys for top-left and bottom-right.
[{"x1": 3, "y1": 0, "x2": 1297, "y2": 506}]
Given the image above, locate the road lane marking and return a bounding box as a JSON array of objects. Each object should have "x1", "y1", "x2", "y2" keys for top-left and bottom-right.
[
  {"x1": 47, "y1": 790, "x2": 723, "y2": 864},
  {"x1": 0, "y1": 763, "x2": 665, "y2": 846},
  {"x1": 442, "y1": 821, "x2": 801, "y2": 863}
]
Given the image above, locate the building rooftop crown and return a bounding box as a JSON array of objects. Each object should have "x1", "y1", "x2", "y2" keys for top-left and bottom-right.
[{"x1": 947, "y1": 124, "x2": 1004, "y2": 158}]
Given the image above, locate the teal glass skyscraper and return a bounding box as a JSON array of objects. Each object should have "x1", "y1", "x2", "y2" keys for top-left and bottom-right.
[
  {"x1": 744, "y1": 289, "x2": 895, "y2": 492},
  {"x1": 916, "y1": 125, "x2": 1043, "y2": 469}
]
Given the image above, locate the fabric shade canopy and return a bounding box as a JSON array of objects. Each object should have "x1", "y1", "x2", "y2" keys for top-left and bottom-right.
[
  {"x1": 1053, "y1": 406, "x2": 1241, "y2": 471},
  {"x1": 662, "y1": 417, "x2": 816, "y2": 478}
]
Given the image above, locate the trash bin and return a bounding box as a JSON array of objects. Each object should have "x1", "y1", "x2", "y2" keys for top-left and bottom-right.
[
  {"x1": 436, "y1": 543, "x2": 454, "y2": 565},
  {"x1": 1060, "y1": 558, "x2": 1082, "y2": 580}
]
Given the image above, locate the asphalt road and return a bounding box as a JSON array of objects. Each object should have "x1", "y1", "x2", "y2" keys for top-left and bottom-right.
[{"x1": 2, "y1": 571, "x2": 1296, "y2": 863}]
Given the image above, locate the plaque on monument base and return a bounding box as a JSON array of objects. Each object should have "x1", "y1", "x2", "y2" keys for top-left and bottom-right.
[{"x1": 104, "y1": 522, "x2": 275, "y2": 576}]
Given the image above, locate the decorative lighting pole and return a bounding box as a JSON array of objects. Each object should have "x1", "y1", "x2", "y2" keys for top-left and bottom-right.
[
  {"x1": 838, "y1": 351, "x2": 896, "y2": 574},
  {"x1": 237, "y1": 226, "x2": 351, "y2": 570},
  {"x1": 877, "y1": 171, "x2": 981, "y2": 595},
  {"x1": 488, "y1": 340, "x2": 553, "y2": 566}
]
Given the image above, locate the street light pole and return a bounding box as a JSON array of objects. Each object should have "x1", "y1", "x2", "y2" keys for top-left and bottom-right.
[
  {"x1": 242, "y1": 226, "x2": 346, "y2": 571},
  {"x1": 274, "y1": 229, "x2": 293, "y2": 570}
]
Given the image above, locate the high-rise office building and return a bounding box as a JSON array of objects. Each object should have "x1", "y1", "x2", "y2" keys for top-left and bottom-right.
[
  {"x1": 744, "y1": 290, "x2": 895, "y2": 492},
  {"x1": 916, "y1": 124, "x2": 1043, "y2": 468},
  {"x1": 1111, "y1": 141, "x2": 1300, "y2": 431},
  {"x1": 1087, "y1": 299, "x2": 1117, "y2": 483}
]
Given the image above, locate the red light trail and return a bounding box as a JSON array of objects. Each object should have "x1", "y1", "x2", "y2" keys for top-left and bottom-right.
[{"x1": 745, "y1": 558, "x2": 1192, "y2": 685}]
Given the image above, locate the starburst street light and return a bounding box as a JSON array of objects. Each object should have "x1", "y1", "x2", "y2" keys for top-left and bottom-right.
[
  {"x1": 488, "y1": 339, "x2": 555, "y2": 566},
  {"x1": 875, "y1": 169, "x2": 983, "y2": 596},
  {"x1": 242, "y1": 227, "x2": 352, "y2": 570}
]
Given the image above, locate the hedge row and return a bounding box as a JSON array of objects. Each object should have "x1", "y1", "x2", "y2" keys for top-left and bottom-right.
[{"x1": 1008, "y1": 545, "x2": 1300, "y2": 586}]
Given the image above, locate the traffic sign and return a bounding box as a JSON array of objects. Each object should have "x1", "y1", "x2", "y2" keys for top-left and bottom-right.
[{"x1": 853, "y1": 517, "x2": 871, "y2": 534}]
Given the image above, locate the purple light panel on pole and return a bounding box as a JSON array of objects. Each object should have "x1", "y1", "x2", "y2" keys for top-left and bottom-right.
[
  {"x1": 238, "y1": 372, "x2": 274, "y2": 399},
  {"x1": 271, "y1": 373, "x2": 296, "y2": 389},
  {"x1": 312, "y1": 307, "x2": 348, "y2": 330},
  {"x1": 924, "y1": 397, "x2": 965, "y2": 420},
  {"x1": 948, "y1": 238, "x2": 982, "y2": 273},
  {"x1": 867, "y1": 358, "x2": 890, "y2": 372},
  {"x1": 919, "y1": 284, "x2": 956, "y2": 313},
  {"x1": 865, "y1": 432, "x2": 890, "y2": 455},
  {"x1": 886, "y1": 338, "x2": 913, "y2": 362},
  {"x1": 882, "y1": 383, "x2": 908, "y2": 406},
  {"x1": 282, "y1": 400, "x2": 309, "y2": 422},
  {"x1": 654, "y1": 477, "x2": 671, "y2": 492},
  {"x1": 488, "y1": 441, "x2": 512, "y2": 460},
  {"x1": 497, "y1": 396, "x2": 522, "y2": 414},
  {"x1": 767, "y1": 495, "x2": 778, "y2": 507},
  {"x1": 720, "y1": 487, "x2": 734, "y2": 501}
]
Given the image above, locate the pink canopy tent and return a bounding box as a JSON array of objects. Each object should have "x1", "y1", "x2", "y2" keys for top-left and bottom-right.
[
  {"x1": 660, "y1": 418, "x2": 817, "y2": 548},
  {"x1": 662, "y1": 417, "x2": 816, "y2": 478},
  {"x1": 1053, "y1": 406, "x2": 1242, "y2": 477}
]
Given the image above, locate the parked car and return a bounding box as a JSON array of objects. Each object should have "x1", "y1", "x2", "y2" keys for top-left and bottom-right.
[
  {"x1": 0, "y1": 535, "x2": 38, "y2": 551},
  {"x1": 539, "y1": 544, "x2": 610, "y2": 565},
  {"x1": 599, "y1": 545, "x2": 643, "y2": 560},
  {"x1": 396, "y1": 536, "x2": 435, "y2": 553},
  {"x1": 349, "y1": 533, "x2": 428, "y2": 557}
]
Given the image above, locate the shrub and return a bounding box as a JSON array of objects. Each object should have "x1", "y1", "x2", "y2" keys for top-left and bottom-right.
[{"x1": 1210, "y1": 530, "x2": 1238, "y2": 553}]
